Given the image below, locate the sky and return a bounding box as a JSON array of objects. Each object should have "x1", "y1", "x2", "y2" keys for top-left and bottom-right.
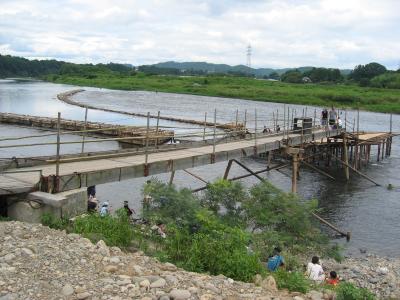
[{"x1": 0, "y1": 0, "x2": 399, "y2": 69}]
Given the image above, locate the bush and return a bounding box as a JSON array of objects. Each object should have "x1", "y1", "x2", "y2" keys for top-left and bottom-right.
[
  {"x1": 41, "y1": 213, "x2": 70, "y2": 230},
  {"x1": 336, "y1": 282, "x2": 375, "y2": 300},
  {"x1": 273, "y1": 269, "x2": 310, "y2": 293},
  {"x1": 72, "y1": 209, "x2": 134, "y2": 247},
  {"x1": 158, "y1": 210, "x2": 265, "y2": 282}
]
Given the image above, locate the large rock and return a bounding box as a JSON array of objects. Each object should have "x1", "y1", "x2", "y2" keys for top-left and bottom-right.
[
  {"x1": 169, "y1": 289, "x2": 191, "y2": 300},
  {"x1": 260, "y1": 276, "x2": 277, "y2": 292}
]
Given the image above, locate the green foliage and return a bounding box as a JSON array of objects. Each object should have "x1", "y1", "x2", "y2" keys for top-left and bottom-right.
[
  {"x1": 159, "y1": 211, "x2": 265, "y2": 282},
  {"x1": 0, "y1": 216, "x2": 11, "y2": 222},
  {"x1": 143, "y1": 179, "x2": 200, "y2": 226},
  {"x1": 350, "y1": 62, "x2": 387, "y2": 84},
  {"x1": 304, "y1": 68, "x2": 343, "y2": 83},
  {"x1": 202, "y1": 179, "x2": 246, "y2": 226},
  {"x1": 281, "y1": 70, "x2": 303, "y2": 83},
  {"x1": 371, "y1": 72, "x2": 400, "y2": 89},
  {"x1": 41, "y1": 213, "x2": 70, "y2": 230},
  {"x1": 336, "y1": 282, "x2": 376, "y2": 300},
  {"x1": 273, "y1": 269, "x2": 310, "y2": 293},
  {"x1": 72, "y1": 208, "x2": 134, "y2": 247}
]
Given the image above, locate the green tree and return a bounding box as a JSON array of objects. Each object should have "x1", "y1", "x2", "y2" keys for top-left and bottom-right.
[
  {"x1": 281, "y1": 70, "x2": 303, "y2": 83},
  {"x1": 349, "y1": 62, "x2": 387, "y2": 85}
]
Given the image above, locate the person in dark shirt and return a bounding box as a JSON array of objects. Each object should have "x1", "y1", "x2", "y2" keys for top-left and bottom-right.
[{"x1": 123, "y1": 200, "x2": 135, "y2": 217}]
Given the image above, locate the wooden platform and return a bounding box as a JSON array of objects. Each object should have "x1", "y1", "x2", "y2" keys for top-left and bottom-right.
[
  {"x1": 0, "y1": 112, "x2": 174, "y2": 146},
  {"x1": 0, "y1": 128, "x2": 342, "y2": 195}
]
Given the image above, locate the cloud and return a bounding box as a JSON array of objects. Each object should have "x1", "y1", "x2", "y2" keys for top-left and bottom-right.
[{"x1": 0, "y1": 0, "x2": 399, "y2": 69}]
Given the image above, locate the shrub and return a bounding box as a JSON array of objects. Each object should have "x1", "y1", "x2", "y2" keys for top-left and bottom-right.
[
  {"x1": 273, "y1": 269, "x2": 310, "y2": 293},
  {"x1": 336, "y1": 282, "x2": 376, "y2": 300},
  {"x1": 72, "y1": 209, "x2": 134, "y2": 247},
  {"x1": 41, "y1": 213, "x2": 70, "y2": 230}
]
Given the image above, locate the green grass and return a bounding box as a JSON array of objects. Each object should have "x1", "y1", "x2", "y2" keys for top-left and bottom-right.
[{"x1": 46, "y1": 73, "x2": 400, "y2": 113}]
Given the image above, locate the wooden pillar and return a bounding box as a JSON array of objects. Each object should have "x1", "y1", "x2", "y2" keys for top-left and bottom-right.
[
  {"x1": 343, "y1": 137, "x2": 350, "y2": 180},
  {"x1": 377, "y1": 143, "x2": 381, "y2": 162},
  {"x1": 56, "y1": 112, "x2": 61, "y2": 177},
  {"x1": 155, "y1": 111, "x2": 160, "y2": 147},
  {"x1": 169, "y1": 170, "x2": 175, "y2": 185},
  {"x1": 292, "y1": 154, "x2": 299, "y2": 193},
  {"x1": 381, "y1": 141, "x2": 385, "y2": 160},
  {"x1": 81, "y1": 106, "x2": 88, "y2": 153},
  {"x1": 267, "y1": 151, "x2": 272, "y2": 170},
  {"x1": 223, "y1": 160, "x2": 233, "y2": 180},
  {"x1": 203, "y1": 112, "x2": 207, "y2": 141}
]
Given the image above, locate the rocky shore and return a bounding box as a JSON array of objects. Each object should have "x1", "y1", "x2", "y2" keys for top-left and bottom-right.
[{"x1": 0, "y1": 221, "x2": 399, "y2": 300}]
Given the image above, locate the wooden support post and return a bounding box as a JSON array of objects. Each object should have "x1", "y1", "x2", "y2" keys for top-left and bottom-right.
[
  {"x1": 390, "y1": 113, "x2": 393, "y2": 133},
  {"x1": 272, "y1": 111, "x2": 275, "y2": 131},
  {"x1": 377, "y1": 143, "x2": 381, "y2": 162},
  {"x1": 81, "y1": 106, "x2": 88, "y2": 153},
  {"x1": 267, "y1": 151, "x2": 272, "y2": 170},
  {"x1": 244, "y1": 109, "x2": 247, "y2": 134},
  {"x1": 331, "y1": 155, "x2": 381, "y2": 186},
  {"x1": 144, "y1": 112, "x2": 150, "y2": 170},
  {"x1": 155, "y1": 111, "x2": 160, "y2": 147},
  {"x1": 212, "y1": 109, "x2": 217, "y2": 162},
  {"x1": 183, "y1": 169, "x2": 208, "y2": 184},
  {"x1": 254, "y1": 109, "x2": 257, "y2": 152},
  {"x1": 56, "y1": 112, "x2": 61, "y2": 177},
  {"x1": 382, "y1": 141, "x2": 385, "y2": 160},
  {"x1": 231, "y1": 159, "x2": 266, "y2": 182},
  {"x1": 223, "y1": 159, "x2": 233, "y2": 180},
  {"x1": 169, "y1": 170, "x2": 175, "y2": 185},
  {"x1": 235, "y1": 109, "x2": 239, "y2": 133},
  {"x1": 292, "y1": 154, "x2": 299, "y2": 193},
  {"x1": 312, "y1": 213, "x2": 351, "y2": 240},
  {"x1": 343, "y1": 136, "x2": 350, "y2": 180},
  {"x1": 203, "y1": 112, "x2": 207, "y2": 141},
  {"x1": 300, "y1": 160, "x2": 335, "y2": 180},
  {"x1": 313, "y1": 108, "x2": 316, "y2": 127}
]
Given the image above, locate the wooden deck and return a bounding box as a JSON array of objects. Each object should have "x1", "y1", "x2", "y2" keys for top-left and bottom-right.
[{"x1": 0, "y1": 128, "x2": 342, "y2": 195}]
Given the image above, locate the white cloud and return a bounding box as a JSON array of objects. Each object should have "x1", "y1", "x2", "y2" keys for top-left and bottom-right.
[{"x1": 0, "y1": 0, "x2": 399, "y2": 69}]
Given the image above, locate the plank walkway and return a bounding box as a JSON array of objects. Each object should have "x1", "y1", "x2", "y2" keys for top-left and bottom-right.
[{"x1": 0, "y1": 128, "x2": 342, "y2": 195}]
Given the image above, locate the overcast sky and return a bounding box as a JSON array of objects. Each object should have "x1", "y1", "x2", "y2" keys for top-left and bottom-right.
[{"x1": 0, "y1": 0, "x2": 399, "y2": 69}]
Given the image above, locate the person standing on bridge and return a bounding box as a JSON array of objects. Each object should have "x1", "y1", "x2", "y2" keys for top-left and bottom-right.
[
  {"x1": 321, "y1": 108, "x2": 328, "y2": 126},
  {"x1": 328, "y1": 107, "x2": 337, "y2": 127}
]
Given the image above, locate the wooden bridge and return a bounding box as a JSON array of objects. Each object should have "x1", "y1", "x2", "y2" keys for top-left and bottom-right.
[{"x1": 0, "y1": 127, "x2": 343, "y2": 195}]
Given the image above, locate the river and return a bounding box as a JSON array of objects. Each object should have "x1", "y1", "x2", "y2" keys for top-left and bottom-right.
[{"x1": 1, "y1": 79, "x2": 399, "y2": 257}]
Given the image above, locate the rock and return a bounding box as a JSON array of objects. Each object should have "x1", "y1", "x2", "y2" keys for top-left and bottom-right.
[
  {"x1": 204, "y1": 282, "x2": 219, "y2": 293},
  {"x1": 368, "y1": 277, "x2": 379, "y2": 284},
  {"x1": 61, "y1": 284, "x2": 74, "y2": 296},
  {"x1": 377, "y1": 267, "x2": 389, "y2": 275},
  {"x1": 306, "y1": 290, "x2": 323, "y2": 300},
  {"x1": 109, "y1": 256, "x2": 120, "y2": 264},
  {"x1": 104, "y1": 265, "x2": 118, "y2": 273},
  {"x1": 165, "y1": 275, "x2": 178, "y2": 284},
  {"x1": 3, "y1": 254, "x2": 16, "y2": 263},
  {"x1": 76, "y1": 292, "x2": 91, "y2": 299},
  {"x1": 139, "y1": 279, "x2": 150, "y2": 288},
  {"x1": 21, "y1": 248, "x2": 33, "y2": 256},
  {"x1": 254, "y1": 274, "x2": 263, "y2": 286},
  {"x1": 260, "y1": 276, "x2": 277, "y2": 292},
  {"x1": 116, "y1": 279, "x2": 131, "y2": 286},
  {"x1": 161, "y1": 262, "x2": 178, "y2": 271},
  {"x1": 169, "y1": 289, "x2": 191, "y2": 300},
  {"x1": 150, "y1": 278, "x2": 166, "y2": 288},
  {"x1": 96, "y1": 240, "x2": 110, "y2": 257},
  {"x1": 159, "y1": 296, "x2": 170, "y2": 300},
  {"x1": 293, "y1": 296, "x2": 304, "y2": 300}
]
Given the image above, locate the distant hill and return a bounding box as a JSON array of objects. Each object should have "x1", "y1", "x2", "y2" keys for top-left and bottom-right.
[{"x1": 152, "y1": 61, "x2": 351, "y2": 77}]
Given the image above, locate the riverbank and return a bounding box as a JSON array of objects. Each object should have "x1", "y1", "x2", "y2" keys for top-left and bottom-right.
[
  {"x1": 3, "y1": 221, "x2": 398, "y2": 300},
  {"x1": 45, "y1": 73, "x2": 400, "y2": 114}
]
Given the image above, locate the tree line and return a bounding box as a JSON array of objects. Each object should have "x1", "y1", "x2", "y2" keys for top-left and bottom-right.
[{"x1": 1, "y1": 54, "x2": 399, "y2": 89}]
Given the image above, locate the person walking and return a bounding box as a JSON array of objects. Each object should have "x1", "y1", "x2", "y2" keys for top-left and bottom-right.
[{"x1": 321, "y1": 108, "x2": 328, "y2": 126}]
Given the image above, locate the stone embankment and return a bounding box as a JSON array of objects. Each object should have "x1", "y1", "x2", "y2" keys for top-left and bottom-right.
[
  {"x1": 1, "y1": 221, "x2": 399, "y2": 300},
  {"x1": 323, "y1": 255, "x2": 400, "y2": 299}
]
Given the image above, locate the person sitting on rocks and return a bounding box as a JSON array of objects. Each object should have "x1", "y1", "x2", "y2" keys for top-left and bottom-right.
[
  {"x1": 326, "y1": 270, "x2": 340, "y2": 286},
  {"x1": 267, "y1": 247, "x2": 285, "y2": 272},
  {"x1": 306, "y1": 256, "x2": 325, "y2": 282}
]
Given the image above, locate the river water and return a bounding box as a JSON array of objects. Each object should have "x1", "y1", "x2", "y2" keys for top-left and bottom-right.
[{"x1": 1, "y1": 79, "x2": 399, "y2": 257}]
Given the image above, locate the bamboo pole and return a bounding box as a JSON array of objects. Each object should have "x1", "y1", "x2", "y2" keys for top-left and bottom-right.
[
  {"x1": 292, "y1": 154, "x2": 298, "y2": 193},
  {"x1": 235, "y1": 109, "x2": 239, "y2": 132},
  {"x1": 145, "y1": 112, "x2": 150, "y2": 166},
  {"x1": 183, "y1": 169, "x2": 208, "y2": 184},
  {"x1": 212, "y1": 109, "x2": 217, "y2": 161},
  {"x1": 343, "y1": 136, "x2": 350, "y2": 180},
  {"x1": 312, "y1": 213, "x2": 350, "y2": 240},
  {"x1": 81, "y1": 106, "x2": 88, "y2": 153},
  {"x1": 55, "y1": 112, "x2": 61, "y2": 177},
  {"x1": 300, "y1": 160, "x2": 335, "y2": 180},
  {"x1": 223, "y1": 160, "x2": 233, "y2": 180},
  {"x1": 203, "y1": 112, "x2": 207, "y2": 141},
  {"x1": 155, "y1": 111, "x2": 160, "y2": 147},
  {"x1": 254, "y1": 109, "x2": 257, "y2": 148},
  {"x1": 244, "y1": 109, "x2": 247, "y2": 133},
  {"x1": 169, "y1": 170, "x2": 175, "y2": 185}
]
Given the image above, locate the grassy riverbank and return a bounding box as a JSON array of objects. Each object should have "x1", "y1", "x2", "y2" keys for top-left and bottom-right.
[{"x1": 46, "y1": 72, "x2": 400, "y2": 113}]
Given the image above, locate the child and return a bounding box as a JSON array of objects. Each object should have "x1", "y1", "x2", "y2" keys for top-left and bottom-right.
[
  {"x1": 326, "y1": 271, "x2": 340, "y2": 286},
  {"x1": 267, "y1": 247, "x2": 285, "y2": 272}
]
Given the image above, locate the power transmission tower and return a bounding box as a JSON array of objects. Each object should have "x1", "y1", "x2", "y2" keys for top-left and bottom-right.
[{"x1": 246, "y1": 44, "x2": 252, "y2": 68}]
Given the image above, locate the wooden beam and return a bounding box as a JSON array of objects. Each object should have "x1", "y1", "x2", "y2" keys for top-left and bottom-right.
[{"x1": 300, "y1": 160, "x2": 335, "y2": 180}]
